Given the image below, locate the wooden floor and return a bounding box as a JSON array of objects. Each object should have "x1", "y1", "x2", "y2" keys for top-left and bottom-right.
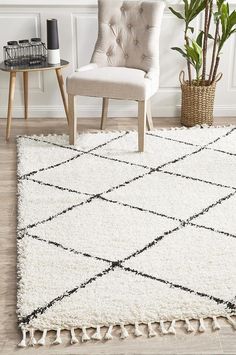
[{"x1": 1, "y1": 116, "x2": 236, "y2": 355}]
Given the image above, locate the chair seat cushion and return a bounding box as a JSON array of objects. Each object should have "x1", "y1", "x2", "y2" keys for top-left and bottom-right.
[{"x1": 66, "y1": 66, "x2": 156, "y2": 101}]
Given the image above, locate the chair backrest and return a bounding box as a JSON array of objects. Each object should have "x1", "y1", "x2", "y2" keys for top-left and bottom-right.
[{"x1": 91, "y1": 0, "x2": 165, "y2": 73}]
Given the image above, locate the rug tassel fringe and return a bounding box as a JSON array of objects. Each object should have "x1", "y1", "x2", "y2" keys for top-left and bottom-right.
[
  {"x1": 168, "y1": 320, "x2": 176, "y2": 335},
  {"x1": 159, "y1": 321, "x2": 168, "y2": 335},
  {"x1": 70, "y1": 328, "x2": 79, "y2": 344},
  {"x1": 212, "y1": 316, "x2": 221, "y2": 331},
  {"x1": 104, "y1": 325, "x2": 113, "y2": 340},
  {"x1": 28, "y1": 328, "x2": 37, "y2": 346},
  {"x1": 91, "y1": 325, "x2": 102, "y2": 340},
  {"x1": 17, "y1": 315, "x2": 236, "y2": 346},
  {"x1": 185, "y1": 318, "x2": 195, "y2": 333},
  {"x1": 198, "y1": 318, "x2": 206, "y2": 333},
  {"x1": 147, "y1": 322, "x2": 157, "y2": 337},
  {"x1": 38, "y1": 329, "x2": 47, "y2": 345},
  {"x1": 53, "y1": 328, "x2": 62, "y2": 345},
  {"x1": 81, "y1": 326, "x2": 90, "y2": 342},
  {"x1": 120, "y1": 323, "x2": 129, "y2": 339},
  {"x1": 226, "y1": 315, "x2": 236, "y2": 330},
  {"x1": 18, "y1": 329, "x2": 27, "y2": 348},
  {"x1": 134, "y1": 322, "x2": 143, "y2": 337}
]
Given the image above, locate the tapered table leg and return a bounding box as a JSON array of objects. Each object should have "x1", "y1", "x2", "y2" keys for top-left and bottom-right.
[
  {"x1": 23, "y1": 71, "x2": 28, "y2": 120},
  {"x1": 55, "y1": 68, "x2": 69, "y2": 124},
  {"x1": 6, "y1": 71, "x2": 16, "y2": 141}
]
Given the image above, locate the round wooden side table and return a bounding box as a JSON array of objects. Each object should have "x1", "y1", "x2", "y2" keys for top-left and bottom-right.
[{"x1": 0, "y1": 59, "x2": 69, "y2": 140}]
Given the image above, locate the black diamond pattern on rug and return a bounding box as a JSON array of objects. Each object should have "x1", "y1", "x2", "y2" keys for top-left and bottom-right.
[{"x1": 17, "y1": 127, "x2": 236, "y2": 327}]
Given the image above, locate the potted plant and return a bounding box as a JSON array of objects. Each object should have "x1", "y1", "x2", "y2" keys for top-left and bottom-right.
[{"x1": 169, "y1": 0, "x2": 236, "y2": 126}]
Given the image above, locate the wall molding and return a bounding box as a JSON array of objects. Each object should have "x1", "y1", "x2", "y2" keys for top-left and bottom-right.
[
  {"x1": 0, "y1": 104, "x2": 180, "y2": 118},
  {"x1": 0, "y1": 104, "x2": 235, "y2": 119},
  {"x1": 2, "y1": 0, "x2": 236, "y2": 6},
  {"x1": 0, "y1": 2, "x2": 235, "y2": 118},
  {"x1": 0, "y1": 12, "x2": 43, "y2": 92},
  {"x1": 0, "y1": 0, "x2": 97, "y2": 6}
]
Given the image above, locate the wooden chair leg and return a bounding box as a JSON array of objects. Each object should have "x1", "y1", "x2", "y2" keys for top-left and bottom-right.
[
  {"x1": 146, "y1": 99, "x2": 154, "y2": 131},
  {"x1": 138, "y1": 100, "x2": 147, "y2": 152},
  {"x1": 100, "y1": 97, "x2": 109, "y2": 130},
  {"x1": 68, "y1": 94, "x2": 76, "y2": 145}
]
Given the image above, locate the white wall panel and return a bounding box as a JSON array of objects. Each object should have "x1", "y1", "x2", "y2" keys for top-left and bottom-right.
[
  {"x1": 72, "y1": 12, "x2": 98, "y2": 69},
  {"x1": 0, "y1": 13, "x2": 42, "y2": 93},
  {"x1": 0, "y1": 2, "x2": 235, "y2": 119}
]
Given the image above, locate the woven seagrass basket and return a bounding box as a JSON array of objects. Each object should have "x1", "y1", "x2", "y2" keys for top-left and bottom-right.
[{"x1": 179, "y1": 71, "x2": 222, "y2": 127}]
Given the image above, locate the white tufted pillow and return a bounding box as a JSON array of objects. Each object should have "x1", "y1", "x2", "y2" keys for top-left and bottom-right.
[{"x1": 91, "y1": 0, "x2": 165, "y2": 74}]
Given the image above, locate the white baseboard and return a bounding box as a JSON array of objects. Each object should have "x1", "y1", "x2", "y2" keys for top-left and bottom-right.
[
  {"x1": 176, "y1": 105, "x2": 236, "y2": 117},
  {"x1": 0, "y1": 104, "x2": 180, "y2": 118},
  {"x1": 0, "y1": 104, "x2": 235, "y2": 119}
]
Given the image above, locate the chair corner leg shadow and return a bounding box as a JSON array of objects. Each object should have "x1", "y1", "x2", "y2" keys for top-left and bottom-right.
[
  {"x1": 100, "y1": 97, "x2": 109, "y2": 130},
  {"x1": 68, "y1": 94, "x2": 77, "y2": 145}
]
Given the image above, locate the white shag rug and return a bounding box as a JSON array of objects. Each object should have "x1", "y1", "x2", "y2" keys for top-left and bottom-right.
[{"x1": 17, "y1": 126, "x2": 236, "y2": 347}]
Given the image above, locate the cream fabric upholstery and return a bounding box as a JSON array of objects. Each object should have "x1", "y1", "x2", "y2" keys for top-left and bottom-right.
[
  {"x1": 91, "y1": 0, "x2": 164, "y2": 73},
  {"x1": 66, "y1": 0, "x2": 165, "y2": 100},
  {"x1": 67, "y1": 66, "x2": 157, "y2": 100}
]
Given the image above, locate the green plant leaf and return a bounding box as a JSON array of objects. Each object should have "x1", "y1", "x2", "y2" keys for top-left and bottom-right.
[
  {"x1": 169, "y1": 7, "x2": 184, "y2": 19},
  {"x1": 207, "y1": 33, "x2": 214, "y2": 39},
  {"x1": 192, "y1": 40, "x2": 203, "y2": 63},
  {"x1": 229, "y1": 10, "x2": 236, "y2": 28},
  {"x1": 229, "y1": 28, "x2": 236, "y2": 35},
  {"x1": 220, "y1": 3, "x2": 228, "y2": 34},
  {"x1": 184, "y1": 38, "x2": 203, "y2": 81},
  {"x1": 171, "y1": 46, "x2": 188, "y2": 59},
  {"x1": 218, "y1": 3, "x2": 236, "y2": 52},
  {"x1": 196, "y1": 31, "x2": 204, "y2": 47},
  {"x1": 183, "y1": 0, "x2": 189, "y2": 19},
  {"x1": 196, "y1": 30, "x2": 213, "y2": 47},
  {"x1": 185, "y1": 45, "x2": 198, "y2": 63},
  {"x1": 188, "y1": 0, "x2": 206, "y2": 22},
  {"x1": 188, "y1": 26, "x2": 194, "y2": 33},
  {"x1": 217, "y1": 0, "x2": 225, "y2": 11}
]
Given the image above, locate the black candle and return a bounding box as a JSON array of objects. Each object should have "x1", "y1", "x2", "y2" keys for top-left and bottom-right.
[
  {"x1": 46, "y1": 19, "x2": 60, "y2": 64},
  {"x1": 47, "y1": 19, "x2": 59, "y2": 50}
]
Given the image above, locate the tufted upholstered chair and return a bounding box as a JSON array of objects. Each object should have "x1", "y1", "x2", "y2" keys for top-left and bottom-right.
[{"x1": 66, "y1": 0, "x2": 165, "y2": 151}]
